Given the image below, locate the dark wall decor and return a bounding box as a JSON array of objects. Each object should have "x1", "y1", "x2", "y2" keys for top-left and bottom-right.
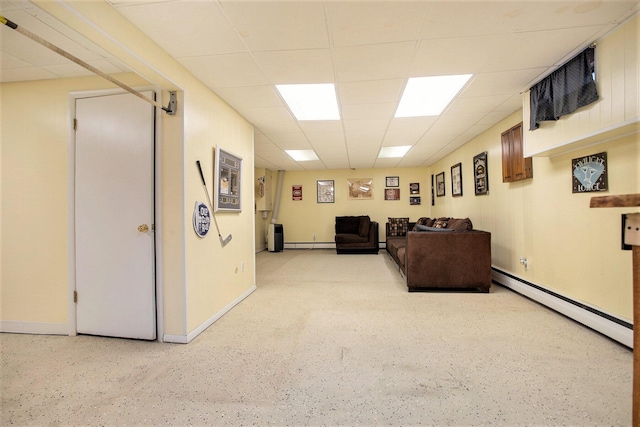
[
  {"x1": 410, "y1": 182, "x2": 420, "y2": 194},
  {"x1": 436, "y1": 172, "x2": 445, "y2": 197},
  {"x1": 473, "y1": 151, "x2": 489, "y2": 195},
  {"x1": 572, "y1": 152, "x2": 608, "y2": 193},
  {"x1": 451, "y1": 163, "x2": 462, "y2": 197},
  {"x1": 386, "y1": 176, "x2": 399, "y2": 187},
  {"x1": 214, "y1": 146, "x2": 242, "y2": 212},
  {"x1": 385, "y1": 188, "x2": 400, "y2": 200},
  {"x1": 410, "y1": 196, "x2": 421, "y2": 205}
]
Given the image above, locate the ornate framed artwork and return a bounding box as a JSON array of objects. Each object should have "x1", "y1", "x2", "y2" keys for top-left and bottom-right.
[
  {"x1": 317, "y1": 180, "x2": 334, "y2": 203},
  {"x1": 451, "y1": 162, "x2": 462, "y2": 197},
  {"x1": 347, "y1": 178, "x2": 373, "y2": 199},
  {"x1": 386, "y1": 176, "x2": 399, "y2": 187},
  {"x1": 436, "y1": 172, "x2": 445, "y2": 197},
  {"x1": 473, "y1": 152, "x2": 489, "y2": 195},
  {"x1": 409, "y1": 182, "x2": 420, "y2": 194},
  {"x1": 572, "y1": 152, "x2": 608, "y2": 193},
  {"x1": 410, "y1": 196, "x2": 421, "y2": 205},
  {"x1": 385, "y1": 188, "x2": 400, "y2": 200},
  {"x1": 214, "y1": 146, "x2": 242, "y2": 212}
]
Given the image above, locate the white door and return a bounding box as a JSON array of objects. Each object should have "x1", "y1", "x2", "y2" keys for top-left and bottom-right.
[{"x1": 75, "y1": 91, "x2": 156, "y2": 340}]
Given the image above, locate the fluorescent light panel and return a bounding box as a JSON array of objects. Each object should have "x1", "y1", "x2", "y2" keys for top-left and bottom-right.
[
  {"x1": 276, "y1": 83, "x2": 340, "y2": 121},
  {"x1": 285, "y1": 150, "x2": 319, "y2": 161},
  {"x1": 395, "y1": 74, "x2": 472, "y2": 118},
  {"x1": 378, "y1": 146, "x2": 412, "y2": 158}
]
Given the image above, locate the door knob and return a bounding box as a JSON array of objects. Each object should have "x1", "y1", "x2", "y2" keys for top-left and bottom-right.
[{"x1": 138, "y1": 224, "x2": 149, "y2": 233}]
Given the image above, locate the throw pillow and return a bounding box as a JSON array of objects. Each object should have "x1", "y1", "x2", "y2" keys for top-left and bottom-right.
[
  {"x1": 433, "y1": 219, "x2": 448, "y2": 229},
  {"x1": 388, "y1": 217, "x2": 410, "y2": 237},
  {"x1": 447, "y1": 217, "x2": 473, "y2": 231}
]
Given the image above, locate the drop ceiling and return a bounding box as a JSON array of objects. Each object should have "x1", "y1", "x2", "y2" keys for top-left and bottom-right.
[{"x1": 1, "y1": 0, "x2": 638, "y2": 170}]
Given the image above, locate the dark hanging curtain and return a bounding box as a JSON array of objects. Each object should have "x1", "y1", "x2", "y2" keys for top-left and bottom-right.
[{"x1": 529, "y1": 47, "x2": 598, "y2": 130}]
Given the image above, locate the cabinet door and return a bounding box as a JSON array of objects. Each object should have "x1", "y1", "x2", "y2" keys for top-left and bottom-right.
[{"x1": 502, "y1": 122, "x2": 532, "y2": 182}]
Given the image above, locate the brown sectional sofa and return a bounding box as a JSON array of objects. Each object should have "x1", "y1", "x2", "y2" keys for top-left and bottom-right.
[{"x1": 386, "y1": 217, "x2": 491, "y2": 292}]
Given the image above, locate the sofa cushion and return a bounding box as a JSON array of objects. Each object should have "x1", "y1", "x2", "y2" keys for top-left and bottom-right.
[
  {"x1": 433, "y1": 219, "x2": 448, "y2": 228},
  {"x1": 358, "y1": 216, "x2": 371, "y2": 237},
  {"x1": 388, "y1": 217, "x2": 410, "y2": 236},
  {"x1": 446, "y1": 217, "x2": 474, "y2": 231},
  {"x1": 335, "y1": 233, "x2": 368, "y2": 244},
  {"x1": 335, "y1": 216, "x2": 362, "y2": 235}
]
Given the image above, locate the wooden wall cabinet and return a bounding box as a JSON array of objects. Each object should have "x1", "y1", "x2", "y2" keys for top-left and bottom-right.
[{"x1": 502, "y1": 122, "x2": 533, "y2": 182}]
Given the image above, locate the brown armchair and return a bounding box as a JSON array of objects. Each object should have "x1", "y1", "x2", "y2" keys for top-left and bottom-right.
[{"x1": 335, "y1": 216, "x2": 379, "y2": 254}]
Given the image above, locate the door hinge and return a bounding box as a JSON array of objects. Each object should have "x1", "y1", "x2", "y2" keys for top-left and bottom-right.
[
  {"x1": 73, "y1": 291, "x2": 78, "y2": 303},
  {"x1": 73, "y1": 118, "x2": 78, "y2": 130}
]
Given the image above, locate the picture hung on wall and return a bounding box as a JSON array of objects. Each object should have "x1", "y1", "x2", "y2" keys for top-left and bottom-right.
[
  {"x1": 572, "y1": 152, "x2": 608, "y2": 193},
  {"x1": 431, "y1": 174, "x2": 435, "y2": 205},
  {"x1": 347, "y1": 178, "x2": 374, "y2": 199},
  {"x1": 385, "y1": 188, "x2": 400, "y2": 200},
  {"x1": 192, "y1": 201, "x2": 211, "y2": 238},
  {"x1": 436, "y1": 172, "x2": 445, "y2": 197},
  {"x1": 473, "y1": 151, "x2": 489, "y2": 195},
  {"x1": 451, "y1": 163, "x2": 463, "y2": 197},
  {"x1": 410, "y1": 182, "x2": 420, "y2": 194},
  {"x1": 214, "y1": 146, "x2": 242, "y2": 212},
  {"x1": 317, "y1": 180, "x2": 334, "y2": 203},
  {"x1": 292, "y1": 185, "x2": 302, "y2": 201},
  {"x1": 386, "y1": 176, "x2": 399, "y2": 187},
  {"x1": 410, "y1": 196, "x2": 421, "y2": 205}
]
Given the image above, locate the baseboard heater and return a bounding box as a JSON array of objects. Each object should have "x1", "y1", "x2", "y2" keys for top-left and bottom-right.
[{"x1": 492, "y1": 268, "x2": 632, "y2": 348}]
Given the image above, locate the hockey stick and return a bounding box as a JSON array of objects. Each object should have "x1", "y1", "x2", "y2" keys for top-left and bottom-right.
[{"x1": 196, "y1": 161, "x2": 232, "y2": 246}]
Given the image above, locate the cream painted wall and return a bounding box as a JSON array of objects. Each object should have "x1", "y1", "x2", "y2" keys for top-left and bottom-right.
[
  {"x1": 429, "y1": 111, "x2": 638, "y2": 320},
  {"x1": 271, "y1": 168, "x2": 431, "y2": 244},
  {"x1": 2, "y1": 0, "x2": 256, "y2": 341}
]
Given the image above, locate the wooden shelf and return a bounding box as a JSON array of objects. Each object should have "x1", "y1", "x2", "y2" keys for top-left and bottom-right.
[{"x1": 590, "y1": 194, "x2": 640, "y2": 208}]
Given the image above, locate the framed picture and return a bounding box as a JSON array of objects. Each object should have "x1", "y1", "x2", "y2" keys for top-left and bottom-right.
[
  {"x1": 214, "y1": 146, "x2": 242, "y2": 212},
  {"x1": 385, "y1": 188, "x2": 400, "y2": 200},
  {"x1": 409, "y1": 182, "x2": 420, "y2": 194},
  {"x1": 572, "y1": 152, "x2": 608, "y2": 193},
  {"x1": 436, "y1": 172, "x2": 445, "y2": 197},
  {"x1": 317, "y1": 180, "x2": 334, "y2": 203},
  {"x1": 451, "y1": 163, "x2": 462, "y2": 197},
  {"x1": 347, "y1": 178, "x2": 373, "y2": 199},
  {"x1": 410, "y1": 196, "x2": 421, "y2": 205},
  {"x1": 386, "y1": 176, "x2": 399, "y2": 187},
  {"x1": 292, "y1": 185, "x2": 302, "y2": 201},
  {"x1": 473, "y1": 152, "x2": 489, "y2": 195}
]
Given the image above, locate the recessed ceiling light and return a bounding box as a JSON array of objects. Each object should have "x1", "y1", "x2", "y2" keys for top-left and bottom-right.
[
  {"x1": 285, "y1": 150, "x2": 320, "y2": 161},
  {"x1": 378, "y1": 146, "x2": 412, "y2": 158},
  {"x1": 395, "y1": 74, "x2": 472, "y2": 118},
  {"x1": 276, "y1": 83, "x2": 340, "y2": 121}
]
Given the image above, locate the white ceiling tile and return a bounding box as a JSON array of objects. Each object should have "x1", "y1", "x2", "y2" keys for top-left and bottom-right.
[
  {"x1": 214, "y1": 86, "x2": 283, "y2": 110},
  {"x1": 115, "y1": 1, "x2": 245, "y2": 57},
  {"x1": 179, "y1": 53, "x2": 268, "y2": 88},
  {"x1": 341, "y1": 103, "x2": 396, "y2": 120},
  {"x1": 252, "y1": 49, "x2": 335, "y2": 84},
  {"x1": 338, "y1": 79, "x2": 404, "y2": 105},
  {"x1": 327, "y1": 1, "x2": 429, "y2": 47},
  {"x1": 218, "y1": 0, "x2": 329, "y2": 51},
  {"x1": 333, "y1": 41, "x2": 416, "y2": 82},
  {"x1": 298, "y1": 121, "x2": 343, "y2": 134}
]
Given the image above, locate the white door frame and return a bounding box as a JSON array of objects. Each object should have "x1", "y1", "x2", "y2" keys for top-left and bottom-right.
[{"x1": 67, "y1": 87, "x2": 165, "y2": 341}]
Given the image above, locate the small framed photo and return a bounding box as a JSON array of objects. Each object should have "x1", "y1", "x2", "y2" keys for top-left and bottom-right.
[
  {"x1": 317, "y1": 180, "x2": 334, "y2": 203},
  {"x1": 436, "y1": 172, "x2": 445, "y2": 197},
  {"x1": 410, "y1": 196, "x2": 421, "y2": 205},
  {"x1": 473, "y1": 152, "x2": 489, "y2": 195},
  {"x1": 451, "y1": 162, "x2": 462, "y2": 197},
  {"x1": 385, "y1": 188, "x2": 400, "y2": 200},
  {"x1": 386, "y1": 176, "x2": 399, "y2": 187},
  {"x1": 409, "y1": 182, "x2": 420, "y2": 194}
]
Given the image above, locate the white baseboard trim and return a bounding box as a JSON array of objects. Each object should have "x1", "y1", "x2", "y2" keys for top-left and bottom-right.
[
  {"x1": 163, "y1": 284, "x2": 257, "y2": 344},
  {"x1": 0, "y1": 320, "x2": 68, "y2": 336},
  {"x1": 492, "y1": 268, "x2": 633, "y2": 348},
  {"x1": 282, "y1": 242, "x2": 387, "y2": 250}
]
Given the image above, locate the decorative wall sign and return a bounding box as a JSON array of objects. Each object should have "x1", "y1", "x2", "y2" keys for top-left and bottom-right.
[
  {"x1": 436, "y1": 172, "x2": 445, "y2": 197},
  {"x1": 385, "y1": 188, "x2": 400, "y2": 200},
  {"x1": 386, "y1": 176, "x2": 399, "y2": 187},
  {"x1": 348, "y1": 178, "x2": 373, "y2": 199},
  {"x1": 317, "y1": 180, "x2": 334, "y2": 203},
  {"x1": 410, "y1": 183, "x2": 420, "y2": 194},
  {"x1": 572, "y1": 152, "x2": 608, "y2": 193},
  {"x1": 410, "y1": 196, "x2": 421, "y2": 205},
  {"x1": 214, "y1": 146, "x2": 242, "y2": 212},
  {"x1": 451, "y1": 163, "x2": 463, "y2": 197},
  {"x1": 193, "y1": 201, "x2": 211, "y2": 237},
  {"x1": 431, "y1": 174, "x2": 435, "y2": 205},
  {"x1": 292, "y1": 185, "x2": 302, "y2": 201},
  {"x1": 473, "y1": 151, "x2": 489, "y2": 195}
]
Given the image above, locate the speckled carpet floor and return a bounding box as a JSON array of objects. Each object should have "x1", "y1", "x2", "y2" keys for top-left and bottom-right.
[{"x1": 1, "y1": 249, "x2": 633, "y2": 426}]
